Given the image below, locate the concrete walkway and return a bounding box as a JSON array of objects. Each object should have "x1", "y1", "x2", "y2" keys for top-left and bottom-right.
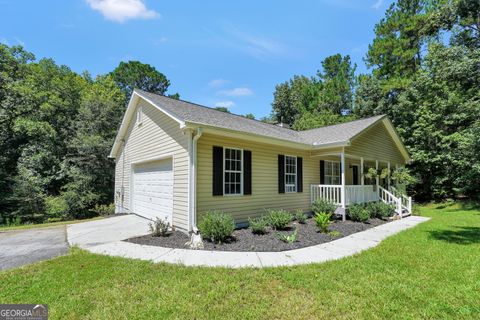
[
  {"x1": 67, "y1": 214, "x2": 151, "y2": 248},
  {"x1": 79, "y1": 215, "x2": 430, "y2": 268}
]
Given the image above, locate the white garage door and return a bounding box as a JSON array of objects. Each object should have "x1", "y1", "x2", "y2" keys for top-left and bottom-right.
[{"x1": 132, "y1": 159, "x2": 173, "y2": 222}]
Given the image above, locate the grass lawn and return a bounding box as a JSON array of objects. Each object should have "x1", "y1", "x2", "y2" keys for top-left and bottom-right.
[
  {"x1": 0, "y1": 203, "x2": 479, "y2": 319},
  {"x1": 0, "y1": 216, "x2": 104, "y2": 232}
]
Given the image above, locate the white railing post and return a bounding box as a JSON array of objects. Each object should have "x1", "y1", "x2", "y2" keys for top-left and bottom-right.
[
  {"x1": 397, "y1": 197, "x2": 402, "y2": 218},
  {"x1": 408, "y1": 196, "x2": 412, "y2": 215},
  {"x1": 340, "y1": 153, "x2": 346, "y2": 221}
]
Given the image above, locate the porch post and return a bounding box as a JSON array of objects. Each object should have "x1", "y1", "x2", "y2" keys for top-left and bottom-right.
[
  {"x1": 387, "y1": 162, "x2": 391, "y2": 190},
  {"x1": 375, "y1": 160, "x2": 379, "y2": 190},
  {"x1": 360, "y1": 157, "x2": 364, "y2": 203},
  {"x1": 360, "y1": 157, "x2": 364, "y2": 186},
  {"x1": 340, "y1": 152, "x2": 346, "y2": 221}
]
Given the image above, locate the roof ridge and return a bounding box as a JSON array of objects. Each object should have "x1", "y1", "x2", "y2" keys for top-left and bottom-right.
[
  {"x1": 134, "y1": 88, "x2": 300, "y2": 135},
  {"x1": 298, "y1": 114, "x2": 385, "y2": 133}
]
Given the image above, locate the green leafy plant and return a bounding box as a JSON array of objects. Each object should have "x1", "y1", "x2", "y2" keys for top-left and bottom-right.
[
  {"x1": 312, "y1": 199, "x2": 337, "y2": 215},
  {"x1": 380, "y1": 168, "x2": 390, "y2": 179},
  {"x1": 248, "y1": 216, "x2": 268, "y2": 234},
  {"x1": 365, "y1": 167, "x2": 379, "y2": 180},
  {"x1": 328, "y1": 230, "x2": 342, "y2": 238},
  {"x1": 198, "y1": 211, "x2": 235, "y2": 243},
  {"x1": 44, "y1": 196, "x2": 69, "y2": 219},
  {"x1": 348, "y1": 204, "x2": 370, "y2": 222},
  {"x1": 266, "y1": 209, "x2": 292, "y2": 230},
  {"x1": 93, "y1": 203, "x2": 115, "y2": 216},
  {"x1": 366, "y1": 202, "x2": 395, "y2": 219},
  {"x1": 293, "y1": 209, "x2": 307, "y2": 224},
  {"x1": 314, "y1": 212, "x2": 332, "y2": 233},
  {"x1": 277, "y1": 228, "x2": 298, "y2": 243},
  {"x1": 392, "y1": 167, "x2": 417, "y2": 194},
  {"x1": 149, "y1": 217, "x2": 170, "y2": 237}
]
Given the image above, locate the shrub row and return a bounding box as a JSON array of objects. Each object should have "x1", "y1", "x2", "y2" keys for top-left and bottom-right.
[{"x1": 348, "y1": 202, "x2": 395, "y2": 222}]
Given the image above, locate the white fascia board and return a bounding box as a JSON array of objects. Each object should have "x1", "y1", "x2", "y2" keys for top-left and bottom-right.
[{"x1": 108, "y1": 91, "x2": 186, "y2": 159}]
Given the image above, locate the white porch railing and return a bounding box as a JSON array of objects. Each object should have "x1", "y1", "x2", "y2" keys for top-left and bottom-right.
[
  {"x1": 310, "y1": 185, "x2": 342, "y2": 206},
  {"x1": 390, "y1": 186, "x2": 413, "y2": 215},
  {"x1": 311, "y1": 184, "x2": 412, "y2": 217},
  {"x1": 345, "y1": 185, "x2": 378, "y2": 205}
]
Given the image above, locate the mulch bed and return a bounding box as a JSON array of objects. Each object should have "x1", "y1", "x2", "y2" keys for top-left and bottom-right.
[{"x1": 125, "y1": 217, "x2": 388, "y2": 252}]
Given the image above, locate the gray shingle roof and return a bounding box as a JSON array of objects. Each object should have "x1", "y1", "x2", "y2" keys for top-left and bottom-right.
[{"x1": 135, "y1": 89, "x2": 385, "y2": 147}]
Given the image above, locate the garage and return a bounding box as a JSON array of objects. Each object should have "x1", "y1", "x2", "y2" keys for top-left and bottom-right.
[{"x1": 132, "y1": 158, "x2": 173, "y2": 222}]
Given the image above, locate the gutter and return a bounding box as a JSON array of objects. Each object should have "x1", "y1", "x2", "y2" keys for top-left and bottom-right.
[{"x1": 189, "y1": 127, "x2": 203, "y2": 233}]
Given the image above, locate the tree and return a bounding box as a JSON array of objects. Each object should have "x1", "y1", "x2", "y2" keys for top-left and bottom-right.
[
  {"x1": 244, "y1": 113, "x2": 255, "y2": 120},
  {"x1": 317, "y1": 54, "x2": 356, "y2": 114},
  {"x1": 110, "y1": 61, "x2": 171, "y2": 100},
  {"x1": 271, "y1": 54, "x2": 356, "y2": 128},
  {"x1": 365, "y1": 0, "x2": 436, "y2": 92},
  {"x1": 292, "y1": 109, "x2": 356, "y2": 131},
  {"x1": 213, "y1": 107, "x2": 230, "y2": 113}
]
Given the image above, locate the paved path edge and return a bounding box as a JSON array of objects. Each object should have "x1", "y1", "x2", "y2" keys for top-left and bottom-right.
[{"x1": 82, "y1": 216, "x2": 430, "y2": 268}]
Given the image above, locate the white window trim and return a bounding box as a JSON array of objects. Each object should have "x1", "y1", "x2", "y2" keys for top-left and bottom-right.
[
  {"x1": 324, "y1": 160, "x2": 340, "y2": 185},
  {"x1": 137, "y1": 105, "x2": 143, "y2": 126},
  {"x1": 284, "y1": 155, "x2": 297, "y2": 193},
  {"x1": 223, "y1": 147, "x2": 243, "y2": 196}
]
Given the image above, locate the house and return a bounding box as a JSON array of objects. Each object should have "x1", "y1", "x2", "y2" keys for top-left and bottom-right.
[{"x1": 109, "y1": 89, "x2": 412, "y2": 232}]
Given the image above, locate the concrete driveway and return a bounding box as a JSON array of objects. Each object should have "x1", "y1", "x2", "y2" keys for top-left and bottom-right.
[
  {"x1": 0, "y1": 226, "x2": 69, "y2": 271},
  {"x1": 67, "y1": 215, "x2": 151, "y2": 248}
]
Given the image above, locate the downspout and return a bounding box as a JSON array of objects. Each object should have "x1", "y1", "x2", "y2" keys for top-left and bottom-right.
[
  {"x1": 190, "y1": 128, "x2": 203, "y2": 233},
  {"x1": 120, "y1": 138, "x2": 126, "y2": 213}
]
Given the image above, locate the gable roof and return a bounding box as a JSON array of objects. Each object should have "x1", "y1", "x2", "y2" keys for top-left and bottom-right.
[{"x1": 109, "y1": 89, "x2": 409, "y2": 161}]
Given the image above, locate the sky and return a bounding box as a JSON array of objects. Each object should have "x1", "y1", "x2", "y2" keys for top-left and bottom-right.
[{"x1": 0, "y1": 0, "x2": 392, "y2": 119}]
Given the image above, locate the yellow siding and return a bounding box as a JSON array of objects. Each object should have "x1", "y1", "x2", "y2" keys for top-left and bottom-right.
[
  {"x1": 114, "y1": 99, "x2": 189, "y2": 230},
  {"x1": 346, "y1": 122, "x2": 406, "y2": 165},
  {"x1": 196, "y1": 134, "x2": 321, "y2": 224}
]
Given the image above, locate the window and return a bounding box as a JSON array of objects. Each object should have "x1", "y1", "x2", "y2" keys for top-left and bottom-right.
[
  {"x1": 224, "y1": 148, "x2": 243, "y2": 195},
  {"x1": 137, "y1": 105, "x2": 143, "y2": 125},
  {"x1": 325, "y1": 160, "x2": 340, "y2": 185},
  {"x1": 285, "y1": 156, "x2": 297, "y2": 193}
]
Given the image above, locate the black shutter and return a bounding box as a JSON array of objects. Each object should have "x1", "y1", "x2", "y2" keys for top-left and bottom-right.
[
  {"x1": 243, "y1": 150, "x2": 252, "y2": 195},
  {"x1": 278, "y1": 155, "x2": 285, "y2": 193},
  {"x1": 212, "y1": 146, "x2": 223, "y2": 196},
  {"x1": 320, "y1": 160, "x2": 325, "y2": 184},
  {"x1": 297, "y1": 157, "x2": 303, "y2": 193}
]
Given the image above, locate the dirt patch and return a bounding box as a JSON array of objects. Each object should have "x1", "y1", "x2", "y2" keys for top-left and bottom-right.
[{"x1": 125, "y1": 217, "x2": 388, "y2": 252}]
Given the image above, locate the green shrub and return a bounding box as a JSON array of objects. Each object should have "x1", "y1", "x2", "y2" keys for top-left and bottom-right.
[
  {"x1": 312, "y1": 199, "x2": 337, "y2": 215},
  {"x1": 248, "y1": 216, "x2": 268, "y2": 234},
  {"x1": 266, "y1": 209, "x2": 292, "y2": 230},
  {"x1": 44, "y1": 196, "x2": 69, "y2": 219},
  {"x1": 348, "y1": 204, "x2": 370, "y2": 222},
  {"x1": 293, "y1": 209, "x2": 307, "y2": 224},
  {"x1": 277, "y1": 228, "x2": 298, "y2": 243},
  {"x1": 93, "y1": 203, "x2": 115, "y2": 216},
  {"x1": 198, "y1": 211, "x2": 235, "y2": 243},
  {"x1": 149, "y1": 217, "x2": 170, "y2": 237},
  {"x1": 329, "y1": 230, "x2": 342, "y2": 238},
  {"x1": 366, "y1": 202, "x2": 395, "y2": 219},
  {"x1": 314, "y1": 212, "x2": 332, "y2": 233}
]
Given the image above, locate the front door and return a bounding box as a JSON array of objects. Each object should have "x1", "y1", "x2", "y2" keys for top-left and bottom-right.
[{"x1": 352, "y1": 165, "x2": 359, "y2": 185}]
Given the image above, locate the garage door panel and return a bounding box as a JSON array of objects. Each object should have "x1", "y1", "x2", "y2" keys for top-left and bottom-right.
[{"x1": 132, "y1": 158, "x2": 173, "y2": 222}]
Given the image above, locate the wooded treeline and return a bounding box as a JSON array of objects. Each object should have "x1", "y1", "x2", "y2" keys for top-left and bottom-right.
[
  {"x1": 0, "y1": 53, "x2": 177, "y2": 225},
  {"x1": 270, "y1": 0, "x2": 480, "y2": 201},
  {"x1": 0, "y1": 0, "x2": 478, "y2": 226}
]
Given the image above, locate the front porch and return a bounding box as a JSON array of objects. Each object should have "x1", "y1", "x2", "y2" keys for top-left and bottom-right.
[{"x1": 309, "y1": 150, "x2": 412, "y2": 220}]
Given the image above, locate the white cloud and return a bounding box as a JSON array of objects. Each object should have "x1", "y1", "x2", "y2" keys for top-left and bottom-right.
[
  {"x1": 223, "y1": 26, "x2": 287, "y2": 59},
  {"x1": 86, "y1": 0, "x2": 159, "y2": 23},
  {"x1": 218, "y1": 87, "x2": 253, "y2": 97},
  {"x1": 372, "y1": 0, "x2": 384, "y2": 10},
  {"x1": 214, "y1": 101, "x2": 235, "y2": 109},
  {"x1": 208, "y1": 79, "x2": 230, "y2": 88},
  {"x1": 153, "y1": 36, "x2": 167, "y2": 45}
]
